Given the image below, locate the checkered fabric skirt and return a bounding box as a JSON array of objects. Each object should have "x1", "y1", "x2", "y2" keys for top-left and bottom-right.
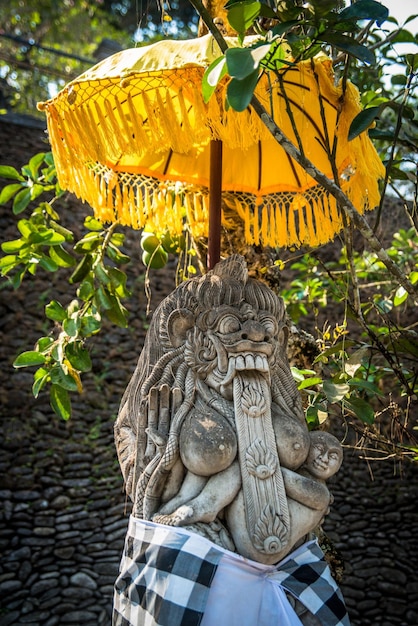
[{"x1": 113, "y1": 516, "x2": 350, "y2": 626}]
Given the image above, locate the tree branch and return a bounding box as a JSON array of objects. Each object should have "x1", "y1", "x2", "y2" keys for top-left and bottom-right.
[{"x1": 187, "y1": 0, "x2": 418, "y2": 303}]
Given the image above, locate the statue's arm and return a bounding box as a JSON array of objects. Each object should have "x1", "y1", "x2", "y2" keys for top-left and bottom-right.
[
  {"x1": 281, "y1": 467, "x2": 330, "y2": 511},
  {"x1": 114, "y1": 401, "x2": 139, "y2": 500}
]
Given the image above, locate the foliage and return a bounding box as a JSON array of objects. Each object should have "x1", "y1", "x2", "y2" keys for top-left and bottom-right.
[
  {"x1": 0, "y1": 0, "x2": 417, "y2": 462},
  {"x1": 0, "y1": 0, "x2": 198, "y2": 115},
  {"x1": 202, "y1": 0, "x2": 417, "y2": 196},
  {"x1": 0, "y1": 154, "x2": 132, "y2": 419},
  {"x1": 281, "y1": 231, "x2": 418, "y2": 460}
]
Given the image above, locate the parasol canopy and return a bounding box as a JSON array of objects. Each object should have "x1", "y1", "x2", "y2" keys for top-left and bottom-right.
[{"x1": 38, "y1": 33, "x2": 385, "y2": 251}]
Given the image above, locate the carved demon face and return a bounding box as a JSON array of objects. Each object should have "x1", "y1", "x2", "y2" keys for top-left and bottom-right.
[{"x1": 182, "y1": 301, "x2": 283, "y2": 399}]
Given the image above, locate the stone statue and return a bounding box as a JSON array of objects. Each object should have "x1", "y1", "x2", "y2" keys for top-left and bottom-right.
[{"x1": 113, "y1": 255, "x2": 349, "y2": 626}]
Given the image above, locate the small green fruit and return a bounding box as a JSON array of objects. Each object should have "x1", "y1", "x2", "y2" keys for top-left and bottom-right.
[
  {"x1": 141, "y1": 233, "x2": 161, "y2": 253},
  {"x1": 142, "y1": 247, "x2": 168, "y2": 269}
]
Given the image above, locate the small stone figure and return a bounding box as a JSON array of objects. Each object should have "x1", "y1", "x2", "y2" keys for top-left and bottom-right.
[{"x1": 113, "y1": 255, "x2": 350, "y2": 626}]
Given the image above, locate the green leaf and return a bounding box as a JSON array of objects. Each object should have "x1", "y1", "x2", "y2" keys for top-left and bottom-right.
[
  {"x1": 63, "y1": 316, "x2": 81, "y2": 337},
  {"x1": 291, "y1": 367, "x2": 317, "y2": 382},
  {"x1": 32, "y1": 367, "x2": 50, "y2": 398},
  {"x1": 323, "y1": 380, "x2": 350, "y2": 403},
  {"x1": 226, "y1": 45, "x2": 270, "y2": 79},
  {"x1": 348, "y1": 378, "x2": 384, "y2": 397},
  {"x1": 74, "y1": 232, "x2": 103, "y2": 253},
  {"x1": 106, "y1": 244, "x2": 130, "y2": 265},
  {"x1": 388, "y1": 166, "x2": 409, "y2": 181},
  {"x1": 12, "y1": 188, "x2": 32, "y2": 214},
  {"x1": 386, "y1": 101, "x2": 415, "y2": 120},
  {"x1": 69, "y1": 254, "x2": 92, "y2": 284},
  {"x1": 50, "y1": 365, "x2": 79, "y2": 391},
  {"x1": 81, "y1": 314, "x2": 101, "y2": 335},
  {"x1": 391, "y1": 74, "x2": 407, "y2": 86},
  {"x1": 49, "y1": 245, "x2": 75, "y2": 268},
  {"x1": 94, "y1": 262, "x2": 111, "y2": 285},
  {"x1": 338, "y1": 0, "x2": 389, "y2": 25},
  {"x1": 13, "y1": 351, "x2": 46, "y2": 368},
  {"x1": 16, "y1": 219, "x2": 32, "y2": 239},
  {"x1": 0, "y1": 183, "x2": 23, "y2": 205},
  {"x1": 0, "y1": 165, "x2": 25, "y2": 181},
  {"x1": 108, "y1": 267, "x2": 130, "y2": 296},
  {"x1": 110, "y1": 232, "x2": 125, "y2": 246},
  {"x1": 405, "y1": 53, "x2": 418, "y2": 71},
  {"x1": 77, "y1": 278, "x2": 95, "y2": 301},
  {"x1": 39, "y1": 256, "x2": 59, "y2": 272},
  {"x1": 319, "y1": 33, "x2": 375, "y2": 64},
  {"x1": 227, "y1": 70, "x2": 259, "y2": 112},
  {"x1": 344, "y1": 347, "x2": 369, "y2": 377},
  {"x1": 0, "y1": 254, "x2": 18, "y2": 273},
  {"x1": 306, "y1": 403, "x2": 328, "y2": 427},
  {"x1": 36, "y1": 336, "x2": 54, "y2": 351},
  {"x1": 44, "y1": 152, "x2": 55, "y2": 167},
  {"x1": 271, "y1": 20, "x2": 299, "y2": 37},
  {"x1": 344, "y1": 397, "x2": 375, "y2": 424},
  {"x1": 104, "y1": 294, "x2": 129, "y2": 327},
  {"x1": 227, "y1": 1, "x2": 261, "y2": 42},
  {"x1": 30, "y1": 183, "x2": 46, "y2": 200},
  {"x1": 43, "y1": 230, "x2": 66, "y2": 245},
  {"x1": 84, "y1": 215, "x2": 104, "y2": 231},
  {"x1": 10, "y1": 266, "x2": 26, "y2": 288},
  {"x1": 391, "y1": 29, "x2": 416, "y2": 44},
  {"x1": 1, "y1": 238, "x2": 26, "y2": 253},
  {"x1": 95, "y1": 285, "x2": 112, "y2": 310},
  {"x1": 45, "y1": 300, "x2": 67, "y2": 322},
  {"x1": 393, "y1": 286, "x2": 408, "y2": 307},
  {"x1": 65, "y1": 343, "x2": 92, "y2": 372},
  {"x1": 202, "y1": 56, "x2": 228, "y2": 103},
  {"x1": 348, "y1": 106, "x2": 381, "y2": 140},
  {"x1": 50, "y1": 384, "x2": 71, "y2": 420},
  {"x1": 28, "y1": 152, "x2": 46, "y2": 179},
  {"x1": 298, "y1": 377, "x2": 323, "y2": 390},
  {"x1": 49, "y1": 220, "x2": 74, "y2": 241}
]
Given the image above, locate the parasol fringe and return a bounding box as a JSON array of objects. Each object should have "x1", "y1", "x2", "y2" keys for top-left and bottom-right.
[
  {"x1": 156, "y1": 89, "x2": 186, "y2": 153},
  {"x1": 126, "y1": 92, "x2": 150, "y2": 152},
  {"x1": 104, "y1": 98, "x2": 130, "y2": 156},
  {"x1": 274, "y1": 203, "x2": 286, "y2": 248},
  {"x1": 141, "y1": 90, "x2": 163, "y2": 144},
  {"x1": 115, "y1": 95, "x2": 136, "y2": 153},
  {"x1": 63, "y1": 161, "x2": 379, "y2": 250},
  {"x1": 261, "y1": 205, "x2": 269, "y2": 244}
]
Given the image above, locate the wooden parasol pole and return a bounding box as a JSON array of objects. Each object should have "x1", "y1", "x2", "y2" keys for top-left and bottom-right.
[{"x1": 207, "y1": 139, "x2": 223, "y2": 270}]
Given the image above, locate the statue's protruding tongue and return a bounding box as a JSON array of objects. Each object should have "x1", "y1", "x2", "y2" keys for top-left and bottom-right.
[{"x1": 233, "y1": 371, "x2": 290, "y2": 555}]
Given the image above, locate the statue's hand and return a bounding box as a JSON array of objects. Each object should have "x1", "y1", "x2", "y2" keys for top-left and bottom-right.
[{"x1": 144, "y1": 384, "x2": 182, "y2": 461}]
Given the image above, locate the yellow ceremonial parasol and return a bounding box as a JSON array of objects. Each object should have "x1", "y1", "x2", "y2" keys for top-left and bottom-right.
[{"x1": 38, "y1": 33, "x2": 385, "y2": 268}]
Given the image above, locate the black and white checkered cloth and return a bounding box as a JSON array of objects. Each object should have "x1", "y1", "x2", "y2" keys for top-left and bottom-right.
[
  {"x1": 113, "y1": 517, "x2": 222, "y2": 626},
  {"x1": 113, "y1": 517, "x2": 350, "y2": 626},
  {"x1": 271, "y1": 539, "x2": 350, "y2": 626}
]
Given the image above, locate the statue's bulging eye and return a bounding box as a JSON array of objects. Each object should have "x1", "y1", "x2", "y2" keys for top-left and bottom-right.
[
  {"x1": 258, "y1": 314, "x2": 278, "y2": 338},
  {"x1": 218, "y1": 314, "x2": 241, "y2": 334}
]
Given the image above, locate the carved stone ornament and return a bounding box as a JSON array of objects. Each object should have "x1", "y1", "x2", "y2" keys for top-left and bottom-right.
[{"x1": 115, "y1": 255, "x2": 344, "y2": 567}]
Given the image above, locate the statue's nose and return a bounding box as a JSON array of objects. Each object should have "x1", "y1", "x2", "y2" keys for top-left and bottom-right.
[{"x1": 241, "y1": 320, "x2": 269, "y2": 342}]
